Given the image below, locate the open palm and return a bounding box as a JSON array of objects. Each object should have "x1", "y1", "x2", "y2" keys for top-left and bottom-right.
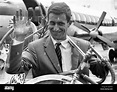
[{"x1": 12, "y1": 9, "x2": 32, "y2": 41}]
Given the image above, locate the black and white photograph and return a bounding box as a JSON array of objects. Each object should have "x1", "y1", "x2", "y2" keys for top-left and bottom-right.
[{"x1": 0, "y1": 0, "x2": 117, "y2": 91}]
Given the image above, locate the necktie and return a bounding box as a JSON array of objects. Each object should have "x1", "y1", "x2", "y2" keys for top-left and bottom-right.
[{"x1": 55, "y1": 43, "x2": 62, "y2": 70}]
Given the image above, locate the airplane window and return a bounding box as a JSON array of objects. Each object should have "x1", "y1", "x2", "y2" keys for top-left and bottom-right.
[
  {"x1": 106, "y1": 19, "x2": 111, "y2": 26},
  {"x1": 108, "y1": 19, "x2": 112, "y2": 26},
  {"x1": 89, "y1": 15, "x2": 96, "y2": 25},
  {"x1": 102, "y1": 19, "x2": 106, "y2": 26},
  {"x1": 77, "y1": 13, "x2": 86, "y2": 23},
  {"x1": 94, "y1": 16, "x2": 99, "y2": 24},
  {"x1": 84, "y1": 14, "x2": 92, "y2": 24},
  {"x1": 74, "y1": 12, "x2": 81, "y2": 22}
]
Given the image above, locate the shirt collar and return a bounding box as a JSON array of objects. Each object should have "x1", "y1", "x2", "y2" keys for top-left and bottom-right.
[{"x1": 51, "y1": 36, "x2": 70, "y2": 49}]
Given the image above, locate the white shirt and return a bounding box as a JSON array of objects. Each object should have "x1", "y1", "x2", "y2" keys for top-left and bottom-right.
[{"x1": 51, "y1": 36, "x2": 72, "y2": 72}]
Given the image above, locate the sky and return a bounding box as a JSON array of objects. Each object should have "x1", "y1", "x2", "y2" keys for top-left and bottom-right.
[
  {"x1": 35, "y1": 0, "x2": 117, "y2": 34},
  {"x1": 36, "y1": 0, "x2": 78, "y2": 6},
  {"x1": 35, "y1": 0, "x2": 117, "y2": 18},
  {"x1": 11, "y1": 0, "x2": 117, "y2": 19},
  {"x1": 13, "y1": 0, "x2": 117, "y2": 17}
]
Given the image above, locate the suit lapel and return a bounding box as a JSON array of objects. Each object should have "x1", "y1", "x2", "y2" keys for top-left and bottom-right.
[
  {"x1": 44, "y1": 36, "x2": 62, "y2": 73},
  {"x1": 43, "y1": 36, "x2": 83, "y2": 72}
]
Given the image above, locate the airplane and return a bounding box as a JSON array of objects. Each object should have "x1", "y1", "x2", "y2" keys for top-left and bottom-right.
[
  {"x1": 0, "y1": 0, "x2": 117, "y2": 49},
  {"x1": 18, "y1": 0, "x2": 117, "y2": 65},
  {"x1": 0, "y1": 0, "x2": 116, "y2": 84}
]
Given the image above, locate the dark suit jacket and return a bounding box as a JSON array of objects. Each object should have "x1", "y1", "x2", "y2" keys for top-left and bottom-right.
[{"x1": 6, "y1": 35, "x2": 91, "y2": 83}]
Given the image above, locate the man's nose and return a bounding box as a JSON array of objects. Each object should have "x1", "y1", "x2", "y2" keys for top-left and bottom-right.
[{"x1": 53, "y1": 24, "x2": 59, "y2": 31}]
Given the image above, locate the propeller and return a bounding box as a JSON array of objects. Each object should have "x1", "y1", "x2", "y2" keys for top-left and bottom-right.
[
  {"x1": 40, "y1": 3, "x2": 46, "y2": 17},
  {"x1": 34, "y1": 6, "x2": 42, "y2": 25},
  {"x1": 95, "y1": 11, "x2": 106, "y2": 30},
  {"x1": 73, "y1": 22, "x2": 90, "y2": 33},
  {"x1": 28, "y1": 7, "x2": 35, "y2": 20},
  {"x1": 73, "y1": 11, "x2": 115, "y2": 48},
  {"x1": 96, "y1": 35, "x2": 115, "y2": 47}
]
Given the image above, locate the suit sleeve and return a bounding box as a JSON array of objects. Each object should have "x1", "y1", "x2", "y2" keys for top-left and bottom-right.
[
  {"x1": 87, "y1": 44, "x2": 109, "y2": 78},
  {"x1": 6, "y1": 42, "x2": 37, "y2": 74}
]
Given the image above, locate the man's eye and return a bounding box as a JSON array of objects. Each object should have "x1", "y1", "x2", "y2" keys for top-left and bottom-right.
[
  {"x1": 49, "y1": 22, "x2": 55, "y2": 25},
  {"x1": 58, "y1": 22, "x2": 64, "y2": 26}
]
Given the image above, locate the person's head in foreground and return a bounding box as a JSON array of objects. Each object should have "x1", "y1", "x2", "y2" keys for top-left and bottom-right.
[{"x1": 47, "y1": 2, "x2": 72, "y2": 41}]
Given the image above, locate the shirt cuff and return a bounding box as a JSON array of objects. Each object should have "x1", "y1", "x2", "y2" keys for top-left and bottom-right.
[{"x1": 12, "y1": 39, "x2": 24, "y2": 45}]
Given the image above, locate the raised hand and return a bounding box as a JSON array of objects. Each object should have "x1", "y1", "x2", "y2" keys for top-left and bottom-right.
[{"x1": 12, "y1": 9, "x2": 32, "y2": 42}]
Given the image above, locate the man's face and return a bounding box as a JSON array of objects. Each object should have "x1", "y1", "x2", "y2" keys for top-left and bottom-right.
[{"x1": 48, "y1": 13, "x2": 69, "y2": 40}]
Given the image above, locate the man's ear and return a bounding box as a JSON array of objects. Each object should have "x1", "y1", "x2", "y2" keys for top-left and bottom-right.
[
  {"x1": 68, "y1": 20, "x2": 72, "y2": 27},
  {"x1": 69, "y1": 20, "x2": 72, "y2": 25}
]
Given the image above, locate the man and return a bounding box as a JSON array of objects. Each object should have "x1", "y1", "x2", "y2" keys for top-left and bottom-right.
[{"x1": 6, "y1": 2, "x2": 109, "y2": 84}]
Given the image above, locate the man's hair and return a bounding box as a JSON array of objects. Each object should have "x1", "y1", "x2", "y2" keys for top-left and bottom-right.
[{"x1": 47, "y1": 2, "x2": 71, "y2": 22}]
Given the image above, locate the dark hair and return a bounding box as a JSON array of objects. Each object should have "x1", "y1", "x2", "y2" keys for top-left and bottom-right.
[
  {"x1": 113, "y1": 40, "x2": 117, "y2": 44},
  {"x1": 47, "y1": 2, "x2": 71, "y2": 22}
]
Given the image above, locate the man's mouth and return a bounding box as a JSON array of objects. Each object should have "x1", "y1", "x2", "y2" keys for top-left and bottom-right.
[
  {"x1": 0, "y1": 66, "x2": 4, "y2": 70},
  {"x1": 52, "y1": 30, "x2": 63, "y2": 33}
]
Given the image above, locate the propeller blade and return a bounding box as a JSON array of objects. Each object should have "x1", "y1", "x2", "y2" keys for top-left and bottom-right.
[
  {"x1": 88, "y1": 11, "x2": 106, "y2": 43},
  {"x1": 35, "y1": 6, "x2": 42, "y2": 17},
  {"x1": 89, "y1": 31, "x2": 99, "y2": 38},
  {"x1": 28, "y1": 7, "x2": 35, "y2": 20},
  {"x1": 96, "y1": 35, "x2": 115, "y2": 47},
  {"x1": 40, "y1": 3, "x2": 46, "y2": 17},
  {"x1": 73, "y1": 22, "x2": 90, "y2": 33},
  {"x1": 95, "y1": 11, "x2": 106, "y2": 31}
]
